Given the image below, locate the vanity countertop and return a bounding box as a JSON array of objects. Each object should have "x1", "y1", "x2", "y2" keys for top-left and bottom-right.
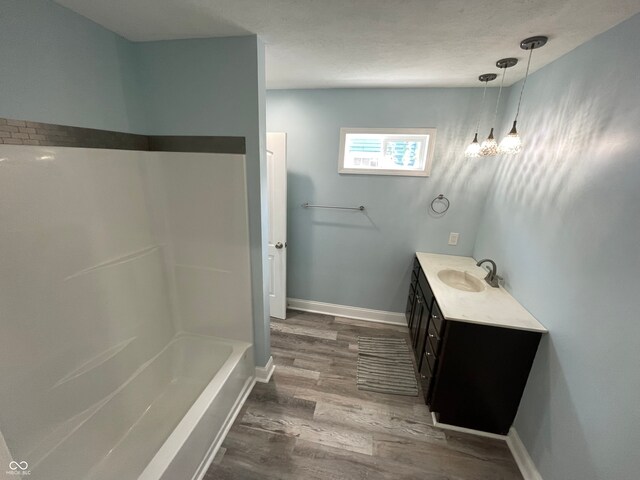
[{"x1": 416, "y1": 252, "x2": 547, "y2": 333}]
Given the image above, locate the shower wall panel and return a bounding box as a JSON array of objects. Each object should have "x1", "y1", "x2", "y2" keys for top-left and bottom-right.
[
  {"x1": 150, "y1": 152, "x2": 253, "y2": 344},
  {"x1": 0, "y1": 146, "x2": 175, "y2": 463},
  {"x1": 0, "y1": 146, "x2": 252, "y2": 470}
]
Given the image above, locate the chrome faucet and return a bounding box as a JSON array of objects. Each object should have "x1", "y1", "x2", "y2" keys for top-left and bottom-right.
[{"x1": 476, "y1": 259, "x2": 502, "y2": 288}]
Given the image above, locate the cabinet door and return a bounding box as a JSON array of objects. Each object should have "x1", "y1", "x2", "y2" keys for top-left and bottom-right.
[
  {"x1": 405, "y1": 283, "x2": 416, "y2": 327},
  {"x1": 410, "y1": 291, "x2": 424, "y2": 348},
  {"x1": 406, "y1": 260, "x2": 420, "y2": 331},
  {"x1": 418, "y1": 271, "x2": 434, "y2": 311},
  {"x1": 415, "y1": 299, "x2": 430, "y2": 364},
  {"x1": 415, "y1": 272, "x2": 433, "y2": 365},
  {"x1": 412, "y1": 256, "x2": 421, "y2": 276}
]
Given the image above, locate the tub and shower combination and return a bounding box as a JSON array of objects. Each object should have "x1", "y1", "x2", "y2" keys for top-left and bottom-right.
[{"x1": 0, "y1": 145, "x2": 256, "y2": 479}]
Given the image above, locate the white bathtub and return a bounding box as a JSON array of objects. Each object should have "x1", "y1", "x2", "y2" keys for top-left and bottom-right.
[{"x1": 31, "y1": 334, "x2": 254, "y2": 480}]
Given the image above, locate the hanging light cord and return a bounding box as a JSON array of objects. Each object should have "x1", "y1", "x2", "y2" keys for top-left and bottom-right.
[
  {"x1": 514, "y1": 47, "x2": 534, "y2": 122},
  {"x1": 492, "y1": 67, "x2": 507, "y2": 127},
  {"x1": 474, "y1": 81, "x2": 489, "y2": 134}
]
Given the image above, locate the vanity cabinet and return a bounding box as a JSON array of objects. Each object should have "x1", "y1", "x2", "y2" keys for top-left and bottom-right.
[
  {"x1": 407, "y1": 258, "x2": 441, "y2": 403},
  {"x1": 406, "y1": 256, "x2": 542, "y2": 435}
]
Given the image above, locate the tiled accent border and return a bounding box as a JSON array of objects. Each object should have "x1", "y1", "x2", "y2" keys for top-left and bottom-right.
[
  {"x1": 148, "y1": 135, "x2": 245, "y2": 154},
  {"x1": 0, "y1": 118, "x2": 149, "y2": 150},
  {"x1": 0, "y1": 117, "x2": 245, "y2": 154}
]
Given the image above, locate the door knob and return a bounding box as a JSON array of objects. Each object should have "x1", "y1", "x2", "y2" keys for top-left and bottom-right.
[{"x1": 275, "y1": 242, "x2": 284, "y2": 249}]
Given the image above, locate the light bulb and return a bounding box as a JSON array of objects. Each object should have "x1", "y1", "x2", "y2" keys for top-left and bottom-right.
[
  {"x1": 499, "y1": 121, "x2": 522, "y2": 155},
  {"x1": 480, "y1": 128, "x2": 498, "y2": 157},
  {"x1": 464, "y1": 133, "x2": 481, "y2": 158}
]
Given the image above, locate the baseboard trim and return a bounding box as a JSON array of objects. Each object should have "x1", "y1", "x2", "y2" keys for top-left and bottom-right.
[
  {"x1": 192, "y1": 376, "x2": 256, "y2": 480},
  {"x1": 287, "y1": 298, "x2": 407, "y2": 326},
  {"x1": 507, "y1": 427, "x2": 544, "y2": 480},
  {"x1": 255, "y1": 356, "x2": 275, "y2": 383},
  {"x1": 430, "y1": 414, "x2": 542, "y2": 479},
  {"x1": 431, "y1": 412, "x2": 508, "y2": 441}
]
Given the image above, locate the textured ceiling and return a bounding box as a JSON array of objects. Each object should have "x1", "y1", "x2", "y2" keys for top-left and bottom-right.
[{"x1": 54, "y1": 0, "x2": 640, "y2": 89}]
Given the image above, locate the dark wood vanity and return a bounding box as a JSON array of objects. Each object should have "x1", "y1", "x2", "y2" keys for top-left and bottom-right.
[{"x1": 407, "y1": 255, "x2": 543, "y2": 435}]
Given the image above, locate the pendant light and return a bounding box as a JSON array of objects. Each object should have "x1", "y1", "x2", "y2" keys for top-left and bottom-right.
[
  {"x1": 499, "y1": 36, "x2": 548, "y2": 155},
  {"x1": 480, "y1": 58, "x2": 517, "y2": 157},
  {"x1": 465, "y1": 73, "x2": 497, "y2": 158}
]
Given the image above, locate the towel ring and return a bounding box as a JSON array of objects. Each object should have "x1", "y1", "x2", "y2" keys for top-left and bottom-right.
[{"x1": 430, "y1": 194, "x2": 450, "y2": 215}]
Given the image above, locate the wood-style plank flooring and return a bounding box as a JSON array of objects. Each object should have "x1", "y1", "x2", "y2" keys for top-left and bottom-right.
[{"x1": 206, "y1": 310, "x2": 523, "y2": 480}]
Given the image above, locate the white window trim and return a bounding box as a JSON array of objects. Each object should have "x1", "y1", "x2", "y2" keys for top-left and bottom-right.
[{"x1": 338, "y1": 127, "x2": 437, "y2": 177}]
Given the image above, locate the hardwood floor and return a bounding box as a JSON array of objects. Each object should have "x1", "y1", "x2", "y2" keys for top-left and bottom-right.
[{"x1": 205, "y1": 310, "x2": 523, "y2": 480}]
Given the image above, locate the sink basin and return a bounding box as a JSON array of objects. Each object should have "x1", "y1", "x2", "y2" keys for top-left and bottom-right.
[{"x1": 437, "y1": 269, "x2": 485, "y2": 293}]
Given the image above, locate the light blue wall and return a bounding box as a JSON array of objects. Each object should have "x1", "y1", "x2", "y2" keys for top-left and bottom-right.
[
  {"x1": 267, "y1": 88, "x2": 502, "y2": 312},
  {"x1": 256, "y1": 38, "x2": 271, "y2": 362},
  {"x1": 0, "y1": 0, "x2": 270, "y2": 367},
  {"x1": 0, "y1": 0, "x2": 143, "y2": 132},
  {"x1": 133, "y1": 36, "x2": 270, "y2": 366},
  {"x1": 473, "y1": 14, "x2": 640, "y2": 480}
]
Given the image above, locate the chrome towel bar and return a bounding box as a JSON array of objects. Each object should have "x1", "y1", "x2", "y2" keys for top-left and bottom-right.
[{"x1": 302, "y1": 202, "x2": 365, "y2": 211}]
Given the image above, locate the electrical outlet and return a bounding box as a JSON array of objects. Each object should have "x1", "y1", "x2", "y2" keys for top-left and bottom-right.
[{"x1": 448, "y1": 232, "x2": 459, "y2": 246}]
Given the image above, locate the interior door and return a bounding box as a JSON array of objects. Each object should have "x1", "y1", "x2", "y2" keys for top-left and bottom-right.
[{"x1": 266, "y1": 133, "x2": 287, "y2": 319}]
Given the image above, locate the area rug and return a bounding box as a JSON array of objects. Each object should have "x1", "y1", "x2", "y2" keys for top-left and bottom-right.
[{"x1": 356, "y1": 337, "x2": 418, "y2": 396}]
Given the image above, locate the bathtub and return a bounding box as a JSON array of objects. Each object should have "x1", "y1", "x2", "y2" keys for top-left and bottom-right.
[{"x1": 31, "y1": 334, "x2": 254, "y2": 480}]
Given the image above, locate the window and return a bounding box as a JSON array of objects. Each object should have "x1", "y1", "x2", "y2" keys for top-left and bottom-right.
[{"x1": 338, "y1": 127, "x2": 436, "y2": 176}]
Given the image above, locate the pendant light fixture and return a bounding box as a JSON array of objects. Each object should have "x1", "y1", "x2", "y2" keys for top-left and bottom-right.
[
  {"x1": 480, "y1": 57, "x2": 517, "y2": 157},
  {"x1": 499, "y1": 36, "x2": 548, "y2": 155},
  {"x1": 465, "y1": 73, "x2": 497, "y2": 158}
]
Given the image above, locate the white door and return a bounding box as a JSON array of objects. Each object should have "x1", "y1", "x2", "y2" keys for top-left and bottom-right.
[{"x1": 267, "y1": 133, "x2": 287, "y2": 319}]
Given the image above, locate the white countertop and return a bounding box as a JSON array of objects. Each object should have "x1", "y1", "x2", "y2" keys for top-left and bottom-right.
[{"x1": 416, "y1": 252, "x2": 547, "y2": 333}]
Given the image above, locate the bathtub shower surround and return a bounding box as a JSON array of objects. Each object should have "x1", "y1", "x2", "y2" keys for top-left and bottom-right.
[{"x1": 0, "y1": 144, "x2": 254, "y2": 479}]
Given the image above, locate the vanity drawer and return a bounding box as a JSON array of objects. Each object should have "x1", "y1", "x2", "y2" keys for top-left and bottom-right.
[
  {"x1": 420, "y1": 346, "x2": 439, "y2": 403},
  {"x1": 424, "y1": 336, "x2": 438, "y2": 372},
  {"x1": 419, "y1": 353, "x2": 434, "y2": 400},
  {"x1": 420, "y1": 351, "x2": 433, "y2": 380},
  {"x1": 430, "y1": 302, "x2": 444, "y2": 333},
  {"x1": 427, "y1": 318, "x2": 442, "y2": 348}
]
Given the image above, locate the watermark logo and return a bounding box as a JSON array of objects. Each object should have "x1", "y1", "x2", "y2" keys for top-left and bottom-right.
[{"x1": 6, "y1": 460, "x2": 31, "y2": 476}]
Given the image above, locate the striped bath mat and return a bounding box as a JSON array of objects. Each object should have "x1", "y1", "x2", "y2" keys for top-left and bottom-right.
[{"x1": 356, "y1": 337, "x2": 418, "y2": 396}]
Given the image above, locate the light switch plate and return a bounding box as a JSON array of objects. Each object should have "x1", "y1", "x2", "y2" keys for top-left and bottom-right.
[{"x1": 448, "y1": 232, "x2": 459, "y2": 246}]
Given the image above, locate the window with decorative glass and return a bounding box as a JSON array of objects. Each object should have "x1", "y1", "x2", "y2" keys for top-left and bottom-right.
[{"x1": 338, "y1": 128, "x2": 436, "y2": 176}]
